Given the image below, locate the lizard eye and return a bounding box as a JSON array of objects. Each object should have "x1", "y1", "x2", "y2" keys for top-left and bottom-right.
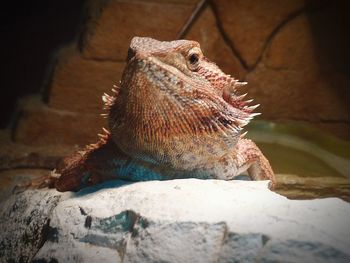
[
  {"x1": 187, "y1": 47, "x2": 202, "y2": 70},
  {"x1": 189, "y1": 53, "x2": 199, "y2": 65},
  {"x1": 187, "y1": 52, "x2": 200, "y2": 70}
]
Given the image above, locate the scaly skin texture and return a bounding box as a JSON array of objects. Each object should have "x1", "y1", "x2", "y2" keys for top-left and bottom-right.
[{"x1": 50, "y1": 37, "x2": 275, "y2": 192}]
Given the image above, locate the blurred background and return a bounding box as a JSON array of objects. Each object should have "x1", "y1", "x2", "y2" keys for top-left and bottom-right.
[{"x1": 0, "y1": 0, "x2": 349, "y2": 201}]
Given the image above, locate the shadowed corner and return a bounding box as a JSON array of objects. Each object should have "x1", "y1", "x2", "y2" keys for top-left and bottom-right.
[
  {"x1": 73, "y1": 179, "x2": 135, "y2": 197},
  {"x1": 73, "y1": 175, "x2": 257, "y2": 198},
  {"x1": 73, "y1": 174, "x2": 254, "y2": 198}
]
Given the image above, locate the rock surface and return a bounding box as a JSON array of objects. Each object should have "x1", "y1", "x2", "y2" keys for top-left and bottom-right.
[
  {"x1": 14, "y1": 95, "x2": 106, "y2": 146},
  {"x1": 245, "y1": 12, "x2": 350, "y2": 125},
  {"x1": 0, "y1": 189, "x2": 64, "y2": 262},
  {"x1": 10, "y1": 0, "x2": 350, "y2": 147},
  {"x1": 48, "y1": 45, "x2": 125, "y2": 113},
  {"x1": 80, "y1": 0, "x2": 195, "y2": 61},
  {"x1": 212, "y1": 0, "x2": 305, "y2": 67},
  {"x1": 1, "y1": 179, "x2": 349, "y2": 262}
]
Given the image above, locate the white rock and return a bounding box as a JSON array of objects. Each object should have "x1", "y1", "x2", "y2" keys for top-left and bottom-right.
[
  {"x1": 0, "y1": 189, "x2": 65, "y2": 262},
  {"x1": 1, "y1": 179, "x2": 350, "y2": 263}
]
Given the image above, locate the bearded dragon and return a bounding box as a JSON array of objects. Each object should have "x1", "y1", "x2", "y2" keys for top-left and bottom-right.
[{"x1": 45, "y1": 37, "x2": 275, "y2": 192}]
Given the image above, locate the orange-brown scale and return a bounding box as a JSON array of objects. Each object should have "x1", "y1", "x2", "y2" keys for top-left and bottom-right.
[{"x1": 35, "y1": 37, "x2": 275, "y2": 192}]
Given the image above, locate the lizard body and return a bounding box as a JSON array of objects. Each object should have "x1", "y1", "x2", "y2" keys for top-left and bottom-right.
[{"x1": 52, "y1": 37, "x2": 275, "y2": 192}]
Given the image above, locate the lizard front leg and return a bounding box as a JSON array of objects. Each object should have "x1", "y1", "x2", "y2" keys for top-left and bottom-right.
[
  {"x1": 22, "y1": 132, "x2": 126, "y2": 192},
  {"x1": 54, "y1": 136, "x2": 128, "y2": 192},
  {"x1": 216, "y1": 139, "x2": 276, "y2": 188},
  {"x1": 232, "y1": 138, "x2": 276, "y2": 188}
]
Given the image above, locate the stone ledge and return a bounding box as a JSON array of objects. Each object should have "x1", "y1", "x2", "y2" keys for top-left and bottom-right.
[
  {"x1": 14, "y1": 96, "x2": 106, "y2": 146},
  {"x1": 48, "y1": 45, "x2": 125, "y2": 113},
  {"x1": 80, "y1": 0, "x2": 195, "y2": 60},
  {"x1": 212, "y1": 0, "x2": 305, "y2": 68},
  {"x1": 1, "y1": 179, "x2": 349, "y2": 262}
]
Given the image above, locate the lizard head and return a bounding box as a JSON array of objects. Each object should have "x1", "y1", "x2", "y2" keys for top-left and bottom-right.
[{"x1": 107, "y1": 37, "x2": 259, "y2": 169}]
